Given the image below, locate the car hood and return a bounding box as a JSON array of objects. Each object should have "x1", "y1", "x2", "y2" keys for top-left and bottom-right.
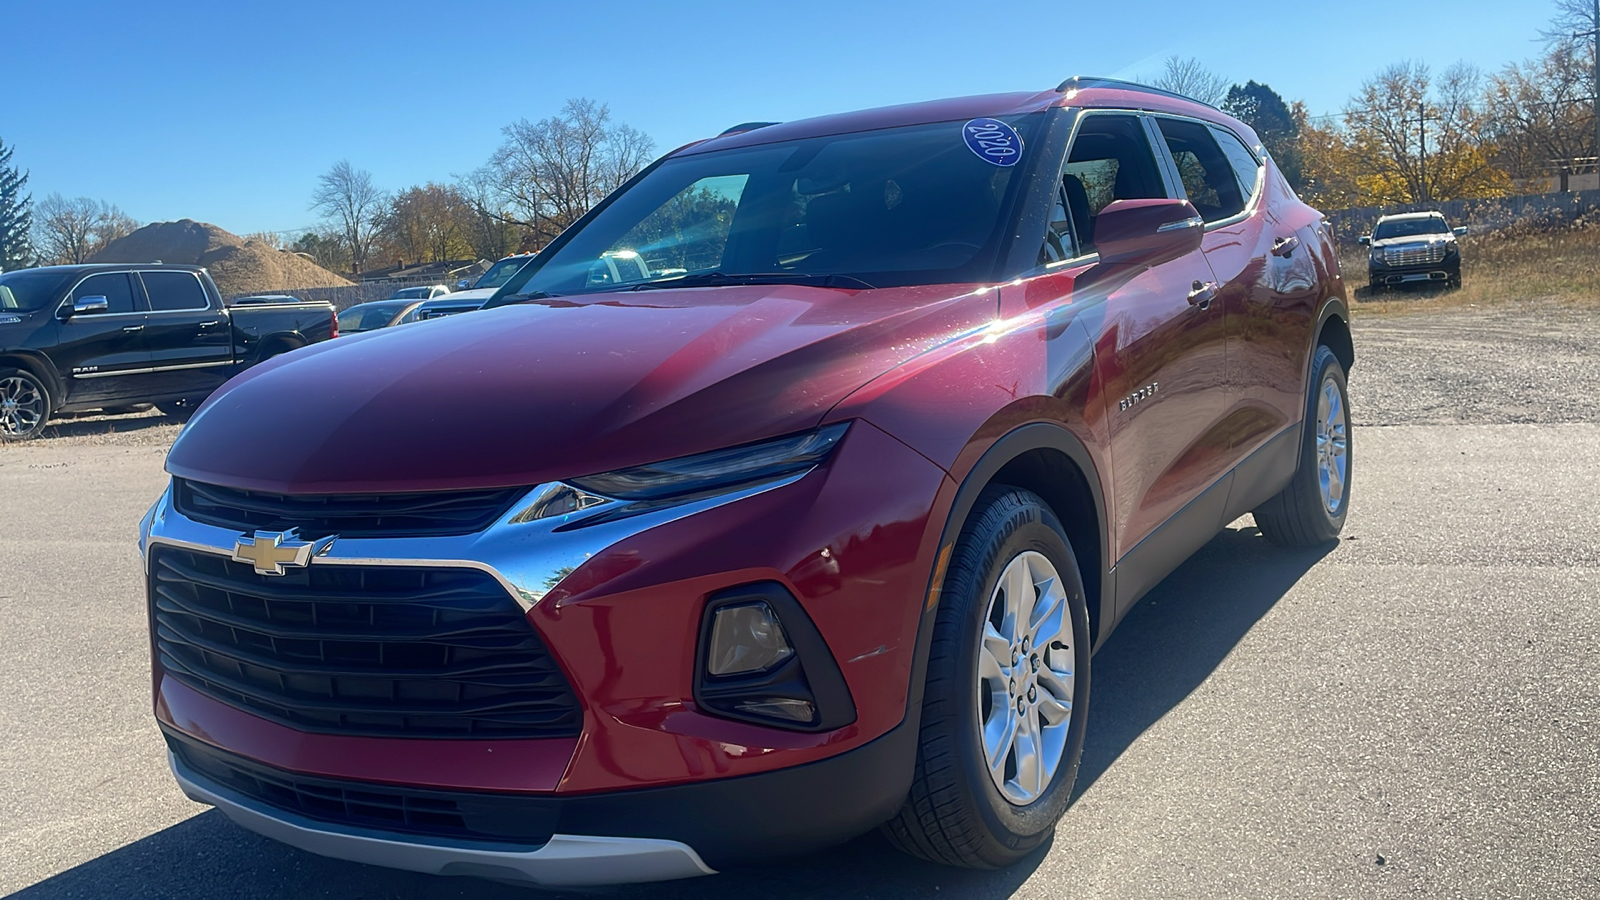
[
  {"x1": 167, "y1": 282, "x2": 991, "y2": 493},
  {"x1": 427, "y1": 287, "x2": 498, "y2": 305}
]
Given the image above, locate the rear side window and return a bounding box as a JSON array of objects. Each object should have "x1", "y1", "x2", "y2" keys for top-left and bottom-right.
[
  {"x1": 1052, "y1": 114, "x2": 1167, "y2": 256},
  {"x1": 141, "y1": 271, "x2": 210, "y2": 312},
  {"x1": 71, "y1": 272, "x2": 139, "y2": 314},
  {"x1": 1209, "y1": 126, "x2": 1263, "y2": 203},
  {"x1": 1155, "y1": 118, "x2": 1247, "y2": 223}
]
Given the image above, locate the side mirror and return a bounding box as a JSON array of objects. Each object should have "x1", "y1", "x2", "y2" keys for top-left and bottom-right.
[
  {"x1": 456, "y1": 278, "x2": 471, "y2": 290},
  {"x1": 1356, "y1": 235, "x2": 1371, "y2": 246},
  {"x1": 66, "y1": 296, "x2": 110, "y2": 318},
  {"x1": 1452, "y1": 226, "x2": 1468, "y2": 237},
  {"x1": 1092, "y1": 199, "x2": 1204, "y2": 268}
]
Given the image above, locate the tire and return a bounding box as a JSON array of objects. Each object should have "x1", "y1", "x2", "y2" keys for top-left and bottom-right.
[
  {"x1": 1253, "y1": 345, "x2": 1351, "y2": 546},
  {"x1": 0, "y1": 367, "x2": 52, "y2": 440},
  {"x1": 883, "y1": 486, "x2": 1092, "y2": 868}
]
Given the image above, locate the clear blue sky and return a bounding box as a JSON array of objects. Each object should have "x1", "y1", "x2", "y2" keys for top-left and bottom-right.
[{"x1": 6, "y1": 0, "x2": 1554, "y2": 237}]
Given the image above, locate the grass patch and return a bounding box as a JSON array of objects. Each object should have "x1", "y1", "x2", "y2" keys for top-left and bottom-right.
[{"x1": 1341, "y1": 223, "x2": 1600, "y2": 316}]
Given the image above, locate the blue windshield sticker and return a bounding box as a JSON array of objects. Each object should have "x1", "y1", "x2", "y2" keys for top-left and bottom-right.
[{"x1": 963, "y1": 118, "x2": 1023, "y2": 167}]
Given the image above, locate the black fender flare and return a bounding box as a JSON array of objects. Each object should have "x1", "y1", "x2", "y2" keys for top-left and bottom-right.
[{"x1": 902, "y1": 422, "x2": 1111, "y2": 717}]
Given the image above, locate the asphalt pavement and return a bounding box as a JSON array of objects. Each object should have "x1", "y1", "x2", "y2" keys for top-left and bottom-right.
[{"x1": 2, "y1": 304, "x2": 1597, "y2": 899}]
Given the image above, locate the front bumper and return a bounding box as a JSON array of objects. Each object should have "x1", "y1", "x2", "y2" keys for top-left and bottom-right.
[
  {"x1": 168, "y1": 714, "x2": 917, "y2": 876},
  {"x1": 1368, "y1": 257, "x2": 1459, "y2": 285},
  {"x1": 170, "y1": 749, "x2": 715, "y2": 885}
]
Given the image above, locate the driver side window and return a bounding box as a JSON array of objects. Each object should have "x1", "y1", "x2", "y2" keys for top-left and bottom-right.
[
  {"x1": 1043, "y1": 115, "x2": 1167, "y2": 259},
  {"x1": 70, "y1": 273, "x2": 138, "y2": 315}
]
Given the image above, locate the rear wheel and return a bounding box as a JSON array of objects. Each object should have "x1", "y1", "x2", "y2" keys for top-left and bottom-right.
[
  {"x1": 883, "y1": 486, "x2": 1091, "y2": 868},
  {"x1": 0, "y1": 368, "x2": 51, "y2": 440},
  {"x1": 1253, "y1": 345, "x2": 1350, "y2": 546}
]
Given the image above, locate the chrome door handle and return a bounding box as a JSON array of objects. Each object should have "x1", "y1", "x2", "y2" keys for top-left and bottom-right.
[
  {"x1": 122, "y1": 324, "x2": 145, "y2": 332},
  {"x1": 198, "y1": 320, "x2": 220, "y2": 328},
  {"x1": 1187, "y1": 281, "x2": 1218, "y2": 310},
  {"x1": 1272, "y1": 235, "x2": 1300, "y2": 257}
]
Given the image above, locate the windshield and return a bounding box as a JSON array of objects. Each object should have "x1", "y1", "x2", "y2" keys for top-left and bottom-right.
[
  {"x1": 473, "y1": 257, "x2": 529, "y2": 289},
  {"x1": 0, "y1": 269, "x2": 75, "y2": 313},
  {"x1": 1374, "y1": 218, "x2": 1449, "y2": 240},
  {"x1": 498, "y1": 115, "x2": 1042, "y2": 298}
]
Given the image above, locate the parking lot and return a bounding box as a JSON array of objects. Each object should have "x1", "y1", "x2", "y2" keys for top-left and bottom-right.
[{"x1": 3, "y1": 300, "x2": 1598, "y2": 899}]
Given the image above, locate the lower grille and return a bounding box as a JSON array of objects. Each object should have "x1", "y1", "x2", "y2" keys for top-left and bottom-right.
[
  {"x1": 150, "y1": 546, "x2": 581, "y2": 739},
  {"x1": 166, "y1": 729, "x2": 558, "y2": 843},
  {"x1": 1384, "y1": 244, "x2": 1447, "y2": 266}
]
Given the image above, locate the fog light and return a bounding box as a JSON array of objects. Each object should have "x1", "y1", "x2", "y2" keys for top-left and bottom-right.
[{"x1": 707, "y1": 602, "x2": 793, "y2": 675}]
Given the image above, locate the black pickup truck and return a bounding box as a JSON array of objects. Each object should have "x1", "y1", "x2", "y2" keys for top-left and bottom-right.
[{"x1": 0, "y1": 263, "x2": 335, "y2": 439}]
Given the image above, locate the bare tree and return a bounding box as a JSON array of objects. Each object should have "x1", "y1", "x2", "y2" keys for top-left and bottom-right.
[
  {"x1": 485, "y1": 99, "x2": 656, "y2": 247},
  {"x1": 1484, "y1": 40, "x2": 1597, "y2": 184},
  {"x1": 1148, "y1": 56, "x2": 1230, "y2": 107},
  {"x1": 457, "y1": 167, "x2": 527, "y2": 259},
  {"x1": 310, "y1": 160, "x2": 386, "y2": 275},
  {"x1": 33, "y1": 194, "x2": 139, "y2": 264},
  {"x1": 1341, "y1": 61, "x2": 1509, "y2": 202}
]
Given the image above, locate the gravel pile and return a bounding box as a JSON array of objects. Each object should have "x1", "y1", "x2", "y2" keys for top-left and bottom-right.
[{"x1": 91, "y1": 220, "x2": 352, "y2": 298}]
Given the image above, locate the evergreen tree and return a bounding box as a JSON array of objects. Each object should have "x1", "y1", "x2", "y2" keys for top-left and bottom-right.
[
  {"x1": 0, "y1": 137, "x2": 33, "y2": 270},
  {"x1": 1223, "y1": 82, "x2": 1305, "y2": 190}
]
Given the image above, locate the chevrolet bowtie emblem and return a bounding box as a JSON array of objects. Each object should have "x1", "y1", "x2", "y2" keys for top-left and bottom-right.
[{"x1": 232, "y1": 529, "x2": 336, "y2": 576}]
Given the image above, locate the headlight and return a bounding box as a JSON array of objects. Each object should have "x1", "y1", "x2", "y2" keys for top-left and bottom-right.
[
  {"x1": 1370, "y1": 248, "x2": 1385, "y2": 262},
  {"x1": 569, "y1": 422, "x2": 849, "y2": 501}
]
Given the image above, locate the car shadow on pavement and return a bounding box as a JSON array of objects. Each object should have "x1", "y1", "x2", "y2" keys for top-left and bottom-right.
[
  {"x1": 7, "y1": 524, "x2": 1329, "y2": 900},
  {"x1": 1072, "y1": 523, "x2": 1334, "y2": 798}
]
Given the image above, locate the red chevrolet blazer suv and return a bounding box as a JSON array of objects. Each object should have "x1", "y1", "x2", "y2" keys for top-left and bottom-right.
[{"x1": 140, "y1": 77, "x2": 1352, "y2": 886}]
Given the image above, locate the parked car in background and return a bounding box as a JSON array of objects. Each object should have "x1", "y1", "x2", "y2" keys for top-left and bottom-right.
[
  {"x1": 142, "y1": 78, "x2": 1353, "y2": 885},
  {"x1": 388, "y1": 285, "x2": 452, "y2": 300},
  {"x1": 1359, "y1": 211, "x2": 1466, "y2": 290},
  {"x1": 336, "y1": 299, "x2": 425, "y2": 334},
  {"x1": 0, "y1": 263, "x2": 335, "y2": 438},
  {"x1": 421, "y1": 254, "x2": 540, "y2": 318},
  {"x1": 413, "y1": 292, "x2": 492, "y2": 320},
  {"x1": 455, "y1": 253, "x2": 534, "y2": 291}
]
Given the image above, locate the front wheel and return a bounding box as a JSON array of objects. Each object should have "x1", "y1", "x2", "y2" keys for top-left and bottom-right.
[
  {"x1": 1253, "y1": 344, "x2": 1351, "y2": 546},
  {"x1": 883, "y1": 486, "x2": 1091, "y2": 868},
  {"x1": 0, "y1": 368, "x2": 52, "y2": 440}
]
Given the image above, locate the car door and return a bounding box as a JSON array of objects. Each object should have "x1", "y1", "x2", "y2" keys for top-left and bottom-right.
[
  {"x1": 1152, "y1": 116, "x2": 1311, "y2": 465},
  {"x1": 51, "y1": 271, "x2": 153, "y2": 405},
  {"x1": 138, "y1": 269, "x2": 236, "y2": 397},
  {"x1": 1029, "y1": 112, "x2": 1232, "y2": 609}
]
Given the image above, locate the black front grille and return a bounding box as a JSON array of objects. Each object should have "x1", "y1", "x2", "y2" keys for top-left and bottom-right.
[
  {"x1": 172, "y1": 478, "x2": 526, "y2": 539},
  {"x1": 165, "y1": 729, "x2": 558, "y2": 843},
  {"x1": 151, "y1": 546, "x2": 582, "y2": 739}
]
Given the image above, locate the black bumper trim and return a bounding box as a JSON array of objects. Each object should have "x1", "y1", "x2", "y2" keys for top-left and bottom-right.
[{"x1": 163, "y1": 718, "x2": 916, "y2": 869}]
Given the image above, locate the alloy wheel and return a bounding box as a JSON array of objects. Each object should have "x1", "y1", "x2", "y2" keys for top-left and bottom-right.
[
  {"x1": 977, "y1": 550, "x2": 1077, "y2": 806},
  {"x1": 1316, "y1": 375, "x2": 1348, "y2": 515},
  {"x1": 0, "y1": 374, "x2": 46, "y2": 437}
]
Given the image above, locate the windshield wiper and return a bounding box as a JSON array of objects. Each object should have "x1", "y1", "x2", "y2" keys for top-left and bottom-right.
[{"x1": 627, "y1": 272, "x2": 875, "y2": 291}]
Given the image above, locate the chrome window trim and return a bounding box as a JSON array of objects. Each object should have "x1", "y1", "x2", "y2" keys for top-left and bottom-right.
[
  {"x1": 56, "y1": 270, "x2": 148, "y2": 319},
  {"x1": 141, "y1": 471, "x2": 811, "y2": 613},
  {"x1": 1143, "y1": 112, "x2": 1265, "y2": 231}
]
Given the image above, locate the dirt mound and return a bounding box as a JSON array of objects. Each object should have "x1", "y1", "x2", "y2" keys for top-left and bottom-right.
[{"x1": 91, "y1": 220, "x2": 352, "y2": 298}]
